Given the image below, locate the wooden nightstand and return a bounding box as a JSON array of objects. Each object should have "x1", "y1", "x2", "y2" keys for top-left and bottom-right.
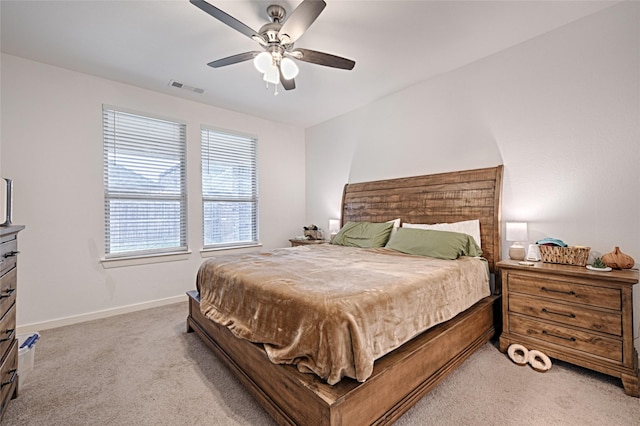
[
  {"x1": 497, "y1": 259, "x2": 639, "y2": 396},
  {"x1": 289, "y1": 239, "x2": 329, "y2": 247}
]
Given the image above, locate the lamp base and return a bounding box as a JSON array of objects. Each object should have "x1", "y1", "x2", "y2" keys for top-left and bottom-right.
[{"x1": 509, "y1": 244, "x2": 526, "y2": 261}]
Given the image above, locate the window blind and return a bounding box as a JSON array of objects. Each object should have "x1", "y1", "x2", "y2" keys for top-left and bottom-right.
[
  {"x1": 103, "y1": 107, "x2": 187, "y2": 257},
  {"x1": 201, "y1": 127, "x2": 258, "y2": 248}
]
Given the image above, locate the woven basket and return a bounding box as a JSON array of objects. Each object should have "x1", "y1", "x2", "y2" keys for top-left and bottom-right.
[{"x1": 538, "y1": 245, "x2": 590, "y2": 266}]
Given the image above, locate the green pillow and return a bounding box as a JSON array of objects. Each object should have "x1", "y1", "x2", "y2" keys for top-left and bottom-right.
[
  {"x1": 385, "y1": 227, "x2": 483, "y2": 260},
  {"x1": 330, "y1": 221, "x2": 394, "y2": 248}
]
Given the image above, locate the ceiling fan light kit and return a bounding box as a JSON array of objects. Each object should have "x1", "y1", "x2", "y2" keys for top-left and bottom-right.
[
  {"x1": 253, "y1": 52, "x2": 272, "y2": 73},
  {"x1": 263, "y1": 65, "x2": 280, "y2": 85},
  {"x1": 190, "y1": 0, "x2": 355, "y2": 94},
  {"x1": 280, "y1": 58, "x2": 299, "y2": 80}
]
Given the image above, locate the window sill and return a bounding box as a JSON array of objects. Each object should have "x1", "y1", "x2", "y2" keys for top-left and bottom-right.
[
  {"x1": 100, "y1": 251, "x2": 192, "y2": 269},
  {"x1": 200, "y1": 243, "x2": 262, "y2": 257}
]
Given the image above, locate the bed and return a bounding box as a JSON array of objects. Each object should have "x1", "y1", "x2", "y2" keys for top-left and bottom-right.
[{"x1": 187, "y1": 165, "x2": 503, "y2": 425}]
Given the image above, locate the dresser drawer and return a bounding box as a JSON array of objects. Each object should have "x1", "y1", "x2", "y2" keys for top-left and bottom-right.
[
  {"x1": 0, "y1": 340, "x2": 18, "y2": 416},
  {"x1": 509, "y1": 314, "x2": 622, "y2": 362},
  {"x1": 0, "y1": 268, "x2": 17, "y2": 320},
  {"x1": 508, "y1": 274, "x2": 620, "y2": 310},
  {"x1": 509, "y1": 293, "x2": 622, "y2": 336},
  {"x1": 0, "y1": 238, "x2": 17, "y2": 278},
  {"x1": 0, "y1": 305, "x2": 16, "y2": 361}
]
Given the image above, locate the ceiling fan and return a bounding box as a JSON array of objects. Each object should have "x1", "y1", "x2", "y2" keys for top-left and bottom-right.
[{"x1": 190, "y1": 0, "x2": 356, "y2": 93}]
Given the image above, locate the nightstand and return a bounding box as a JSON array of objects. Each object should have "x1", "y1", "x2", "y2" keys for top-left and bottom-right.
[
  {"x1": 289, "y1": 239, "x2": 329, "y2": 247},
  {"x1": 497, "y1": 259, "x2": 639, "y2": 396}
]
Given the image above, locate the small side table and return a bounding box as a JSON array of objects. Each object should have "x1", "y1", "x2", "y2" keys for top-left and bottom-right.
[{"x1": 289, "y1": 239, "x2": 329, "y2": 247}]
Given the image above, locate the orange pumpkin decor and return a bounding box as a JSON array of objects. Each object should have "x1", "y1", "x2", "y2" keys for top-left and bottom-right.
[{"x1": 601, "y1": 246, "x2": 635, "y2": 269}]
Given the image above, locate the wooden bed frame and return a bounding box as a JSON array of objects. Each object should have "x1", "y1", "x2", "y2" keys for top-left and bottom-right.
[{"x1": 187, "y1": 165, "x2": 503, "y2": 425}]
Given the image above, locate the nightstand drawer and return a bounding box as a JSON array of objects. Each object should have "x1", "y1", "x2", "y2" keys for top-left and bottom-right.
[
  {"x1": 509, "y1": 315, "x2": 622, "y2": 362},
  {"x1": 509, "y1": 293, "x2": 621, "y2": 336},
  {"x1": 0, "y1": 268, "x2": 17, "y2": 320},
  {"x1": 508, "y1": 274, "x2": 620, "y2": 310}
]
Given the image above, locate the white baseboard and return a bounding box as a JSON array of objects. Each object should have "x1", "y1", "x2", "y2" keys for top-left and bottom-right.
[{"x1": 17, "y1": 294, "x2": 187, "y2": 334}]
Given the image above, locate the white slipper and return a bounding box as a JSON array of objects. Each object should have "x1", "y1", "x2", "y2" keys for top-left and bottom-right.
[
  {"x1": 528, "y1": 349, "x2": 552, "y2": 372},
  {"x1": 507, "y1": 344, "x2": 529, "y2": 366}
]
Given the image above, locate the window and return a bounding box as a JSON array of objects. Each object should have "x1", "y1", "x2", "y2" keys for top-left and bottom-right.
[
  {"x1": 103, "y1": 107, "x2": 187, "y2": 258},
  {"x1": 201, "y1": 127, "x2": 258, "y2": 249}
]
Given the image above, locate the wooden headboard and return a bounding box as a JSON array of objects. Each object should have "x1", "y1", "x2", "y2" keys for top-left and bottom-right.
[{"x1": 341, "y1": 165, "x2": 503, "y2": 272}]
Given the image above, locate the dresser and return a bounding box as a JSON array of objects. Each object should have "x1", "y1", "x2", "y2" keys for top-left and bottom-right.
[
  {"x1": 0, "y1": 225, "x2": 24, "y2": 419},
  {"x1": 498, "y1": 259, "x2": 639, "y2": 397}
]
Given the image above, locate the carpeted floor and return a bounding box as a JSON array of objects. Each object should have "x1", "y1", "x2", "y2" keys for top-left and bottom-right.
[{"x1": 3, "y1": 301, "x2": 639, "y2": 425}]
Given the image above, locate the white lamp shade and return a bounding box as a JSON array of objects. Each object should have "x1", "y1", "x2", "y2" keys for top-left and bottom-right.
[
  {"x1": 253, "y1": 52, "x2": 272, "y2": 73},
  {"x1": 280, "y1": 57, "x2": 299, "y2": 80},
  {"x1": 263, "y1": 64, "x2": 280, "y2": 84},
  {"x1": 506, "y1": 222, "x2": 528, "y2": 242},
  {"x1": 328, "y1": 219, "x2": 341, "y2": 235}
]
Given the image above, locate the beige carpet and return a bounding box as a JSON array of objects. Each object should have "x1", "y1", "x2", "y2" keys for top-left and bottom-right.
[{"x1": 3, "y1": 301, "x2": 639, "y2": 425}]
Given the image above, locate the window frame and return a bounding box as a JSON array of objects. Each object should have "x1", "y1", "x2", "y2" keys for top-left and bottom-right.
[
  {"x1": 200, "y1": 125, "x2": 259, "y2": 251},
  {"x1": 102, "y1": 105, "x2": 188, "y2": 260}
]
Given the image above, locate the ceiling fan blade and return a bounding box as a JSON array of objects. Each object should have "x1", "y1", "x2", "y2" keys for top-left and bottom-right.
[
  {"x1": 278, "y1": 65, "x2": 296, "y2": 91},
  {"x1": 207, "y1": 51, "x2": 260, "y2": 68},
  {"x1": 190, "y1": 0, "x2": 266, "y2": 45},
  {"x1": 279, "y1": 0, "x2": 326, "y2": 44},
  {"x1": 290, "y1": 48, "x2": 355, "y2": 70}
]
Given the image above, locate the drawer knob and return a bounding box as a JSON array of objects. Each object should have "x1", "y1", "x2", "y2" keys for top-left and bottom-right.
[
  {"x1": 0, "y1": 328, "x2": 15, "y2": 343},
  {"x1": 541, "y1": 286, "x2": 576, "y2": 296},
  {"x1": 541, "y1": 308, "x2": 576, "y2": 319},
  {"x1": 1, "y1": 369, "x2": 17, "y2": 388},
  {"x1": 0, "y1": 288, "x2": 16, "y2": 299},
  {"x1": 2, "y1": 251, "x2": 19, "y2": 259},
  {"x1": 542, "y1": 329, "x2": 576, "y2": 342}
]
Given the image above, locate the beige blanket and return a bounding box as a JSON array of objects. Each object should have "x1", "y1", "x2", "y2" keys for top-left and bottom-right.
[{"x1": 198, "y1": 244, "x2": 490, "y2": 385}]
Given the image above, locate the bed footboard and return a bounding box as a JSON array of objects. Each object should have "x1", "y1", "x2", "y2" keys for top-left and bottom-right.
[{"x1": 187, "y1": 290, "x2": 498, "y2": 425}]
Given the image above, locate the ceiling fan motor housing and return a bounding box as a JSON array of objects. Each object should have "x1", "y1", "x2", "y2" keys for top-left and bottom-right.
[{"x1": 259, "y1": 22, "x2": 285, "y2": 44}]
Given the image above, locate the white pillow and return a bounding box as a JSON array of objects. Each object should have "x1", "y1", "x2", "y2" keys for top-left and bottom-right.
[
  {"x1": 386, "y1": 218, "x2": 401, "y2": 237},
  {"x1": 402, "y1": 219, "x2": 481, "y2": 248}
]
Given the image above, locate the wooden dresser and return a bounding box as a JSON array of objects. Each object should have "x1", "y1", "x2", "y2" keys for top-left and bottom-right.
[
  {"x1": 498, "y1": 259, "x2": 639, "y2": 396},
  {"x1": 0, "y1": 225, "x2": 24, "y2": 419}
]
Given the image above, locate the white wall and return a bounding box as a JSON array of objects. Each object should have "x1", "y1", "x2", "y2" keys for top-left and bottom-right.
[
  {"x1": 0, "y1": 54, "x2": 306, "y2": 329},
  {"x1": 306, "y1": 2, "x2": 640, "y2": 345}
]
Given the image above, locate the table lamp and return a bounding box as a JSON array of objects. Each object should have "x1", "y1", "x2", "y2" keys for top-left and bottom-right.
[
  {"x1": 328, "y1": 219, "x2": 341, "y2": 240},
  {"x1": 506, "y1": 222, "x2": 528, "y2": 261}
]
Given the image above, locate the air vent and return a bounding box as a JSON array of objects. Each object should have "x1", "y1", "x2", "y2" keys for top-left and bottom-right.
[{"x1": 168, "y1": 80, "x2": 205, "y2": 94}]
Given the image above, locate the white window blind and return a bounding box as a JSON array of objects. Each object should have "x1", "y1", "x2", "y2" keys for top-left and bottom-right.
[
  {"x1": 103, "y1": 107, "x2": 187, "y2": 257},
  {"x1": 201, "y1": 127, "x2": 258, "y2": 249}
]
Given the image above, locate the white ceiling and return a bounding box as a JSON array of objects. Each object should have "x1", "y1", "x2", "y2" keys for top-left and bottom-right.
[{"x1": 1, "y1": 0, "x2": 617, "y2": 128}]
